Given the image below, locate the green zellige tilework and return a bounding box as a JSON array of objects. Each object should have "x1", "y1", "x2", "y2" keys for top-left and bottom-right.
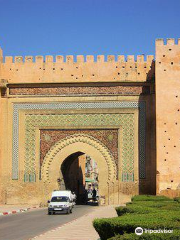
[
  {"x1": 12, "y1": 102, "x2": 146, "y2": 180},
  {"x1": 25, "y1": 114, "x2": 134, "y2": 181}
]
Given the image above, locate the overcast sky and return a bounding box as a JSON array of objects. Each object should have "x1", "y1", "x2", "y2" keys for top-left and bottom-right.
[{"x1": 0, "y1": 0, "x2": 180, "y2": 58}]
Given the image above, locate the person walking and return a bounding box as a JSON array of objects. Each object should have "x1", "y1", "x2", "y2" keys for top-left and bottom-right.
[{"x1": 92, "y1": 188, "x2": 97, "y2": 202}]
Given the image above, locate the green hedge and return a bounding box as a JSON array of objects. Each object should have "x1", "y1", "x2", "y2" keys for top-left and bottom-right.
[
  {"x1": 131, "y1": 195, "x2": 172, "y2": 202},
  {"x1": 93, "y1": 211, "x2": 180, "y2": 240},
  {"x1": 93, "y1": 195, "x2": 180, "y2": 240},
  {"x1": 115, "y1": 205, "x2": 156, "y2": 216},
  {"x1": 127, "y1": 200, "x2": 179, "y2": 210},
  {"x1": 108, "y1": 230, "x2": 180, "y2": 240},
  {"x1": 126, "y1": 201, "x2": 173, "y2": 208},
  {"x1": 174, "y1": 197, "x2": 180, "y2": 203},
  {"x1": 116, "y1": 201, "x2": 180, "y2": 216}
]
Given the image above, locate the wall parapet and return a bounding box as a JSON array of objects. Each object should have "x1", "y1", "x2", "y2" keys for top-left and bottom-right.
[
  {"x1": 1, "y1": 54, "x2": 154, "y2": 63},
  {"x1": 156, "y1": 38, "x2": 180, "y2": 46},
  {"x1": 0, "y1": 51, "x2": 154, "y2": 83}
]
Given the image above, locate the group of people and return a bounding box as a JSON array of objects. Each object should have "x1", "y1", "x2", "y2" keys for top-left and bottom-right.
[
  {"x1": 86, "y1": 186, "x2": 98, "y2": 202},
  {"x1": 67, "y1": 185, "x2": 98, "y2": 204}
]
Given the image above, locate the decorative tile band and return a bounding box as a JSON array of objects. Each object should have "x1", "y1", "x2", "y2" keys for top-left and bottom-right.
[
  {"x1": 9, "y1": 85, "x2": 150, "y2": 96},
  {"x1": 41, "y1": 134, "x2": 117, "y2": 183},
  {"x1": 25, "y1": 113, "x2": 134, "y2": 181},
  {"x1": 40, "y1": 129, "x2": 119, "y2": 166},
  {"x1": 12, "y1": 101, "x2": 146, "y2": 180}
]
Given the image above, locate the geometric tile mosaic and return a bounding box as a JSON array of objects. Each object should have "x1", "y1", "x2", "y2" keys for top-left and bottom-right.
[
  {"x1": 12, "y1": 101, "x2": 146, "y2": 180},
  {"x1": 40, "y1": 129, "x2": 119, "y2": 166},
  {"x1": 25, "y1": 113, "x2": 134, "y2": 181},
  {"x1": 41, "y1": 133, "x2": 117, "y2": 183},
  {"x1": 9, "y1": 85, "x2": 150, "y2": 96}
]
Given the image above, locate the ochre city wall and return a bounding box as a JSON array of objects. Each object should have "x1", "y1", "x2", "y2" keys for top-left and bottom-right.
[
  {"x1": 0, "y1": 43, "x2": 157, "y2": 205},
  {"x1": 0, "y1": 53, "x2": 154, "y2": 84},
  {"x1": 156, "y1": 38, "x2": 180, "y2": 197}
]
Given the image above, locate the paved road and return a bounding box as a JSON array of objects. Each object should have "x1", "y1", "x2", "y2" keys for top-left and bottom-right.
[{"x1": 0, "y1": 205, "x2": 95, "y2": 240}]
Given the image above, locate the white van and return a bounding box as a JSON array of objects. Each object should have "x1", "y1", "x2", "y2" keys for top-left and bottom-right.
[
  {"x1": 52, "y1": 190, "x2": 76, "y2": 206},
  {"x1": 48, "y1": 190, "x2": 74, "y2": 215}
]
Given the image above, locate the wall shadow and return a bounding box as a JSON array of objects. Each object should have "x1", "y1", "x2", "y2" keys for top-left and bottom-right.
[
  {"x1": 61, "y1": 151, "x2": 87, "y2": 204},
  {"x1": 139, "y1": 60, "x2": 156, "y2": 195}
]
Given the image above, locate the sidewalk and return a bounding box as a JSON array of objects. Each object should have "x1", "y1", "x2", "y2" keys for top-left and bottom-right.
[
  {"x1": 0, "y1": 204, "x2": 40, "y2": 216},
  {"x1": 31, "y1": 205, "x2": 117, "y2": 240}
]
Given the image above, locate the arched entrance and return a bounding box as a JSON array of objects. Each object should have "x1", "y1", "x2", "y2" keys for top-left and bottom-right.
[
  {"x1": 41, "y1": 134, "x2": 117, "y2": 204},
  {"x1": 60, "y1": 151, "x2": 99, "y2": 204}
]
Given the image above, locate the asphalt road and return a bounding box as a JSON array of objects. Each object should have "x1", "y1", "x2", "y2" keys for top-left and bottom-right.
[{"x1": 0, "y1": 205, "x2": 95, "y2": 240}]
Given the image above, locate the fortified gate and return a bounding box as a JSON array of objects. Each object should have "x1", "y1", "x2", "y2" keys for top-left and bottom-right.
[{"x1": 0, "y1": 38, "x2": 180, "y2": 205}]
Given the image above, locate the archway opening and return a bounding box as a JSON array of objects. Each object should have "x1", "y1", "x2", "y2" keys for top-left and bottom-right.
[
  {"x1": 41, "y1": 134, "x2": 117, "y2": 205},
  {"x1": 60, "y1": 151, "x2": 99, "y2": 204}
]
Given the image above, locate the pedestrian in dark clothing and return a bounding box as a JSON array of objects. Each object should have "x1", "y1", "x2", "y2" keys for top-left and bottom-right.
[{"x1": 92, "y1": 188, "x2": 97, "y2": 202}]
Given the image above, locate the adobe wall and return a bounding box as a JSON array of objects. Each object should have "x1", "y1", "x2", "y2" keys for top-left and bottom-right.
[
  {"x1": 0, "y1": 53, "x2": 154, "y2": 84},
  {"x1": 0, "y1": 46, "x2": 156, "y2": 205},
  {"x1": 156, "y1": 38, "x2": 180, "y2": 197}
]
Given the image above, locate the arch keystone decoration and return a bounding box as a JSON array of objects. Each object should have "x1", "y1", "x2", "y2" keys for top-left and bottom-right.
[{"x1": 41, "y1": 134, "x2": 117, "y2": 182}]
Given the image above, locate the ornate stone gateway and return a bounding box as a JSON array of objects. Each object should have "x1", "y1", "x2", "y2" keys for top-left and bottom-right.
[{"x1": 0, "y1": 45, "x2": 158, "y2": 204}]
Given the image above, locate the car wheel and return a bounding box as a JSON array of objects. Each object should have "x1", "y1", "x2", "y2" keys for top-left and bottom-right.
[
  {"x1": 70, "y1": 208, "x2": 72, "y2": 213},
  {"x1": 48, "y1": 211, "x2": 51, "y2": 215}
]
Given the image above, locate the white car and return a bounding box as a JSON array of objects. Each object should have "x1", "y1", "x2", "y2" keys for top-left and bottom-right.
[
  {"x1": 52, "y1": 190, "x2": 75, "y2": 204},
  {"x1": 48, "y1": 191, "x2": 74, "y2": 215},
  {"x1": 53, "y1": 190, "x2": 76, "y2": 207}
]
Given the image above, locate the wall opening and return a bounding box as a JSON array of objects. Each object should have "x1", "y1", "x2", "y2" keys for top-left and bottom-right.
[{"x1": 60, "y1": 151, "x2": 99, "y2": 205}]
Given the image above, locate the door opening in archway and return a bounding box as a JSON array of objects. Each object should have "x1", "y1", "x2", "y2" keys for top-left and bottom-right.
[{"x1": 60, "y1": 151, "x2": 99, "y2": 204}]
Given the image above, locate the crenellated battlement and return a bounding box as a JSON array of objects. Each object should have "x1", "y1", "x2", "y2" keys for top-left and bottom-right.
[
  {"x1": 156, "y1": 38, "x2": 180, "y2": 46},
  {"x1": 0, "y1": 38, "x2": 179, "y2": 85},
  {"x1": 155, "y1": 38, "x2": 180, "y2": 74},
  {"x1": 1, "y1": 54, "x2": 154, "y2": 63},
  {"x1": 0, "y1": 48, "x2": 155, "y2": 84}
]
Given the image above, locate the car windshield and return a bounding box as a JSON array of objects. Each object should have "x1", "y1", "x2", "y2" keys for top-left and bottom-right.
[{"x1": 51, "y1": 196, "x2": 69, "y2": 202}]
